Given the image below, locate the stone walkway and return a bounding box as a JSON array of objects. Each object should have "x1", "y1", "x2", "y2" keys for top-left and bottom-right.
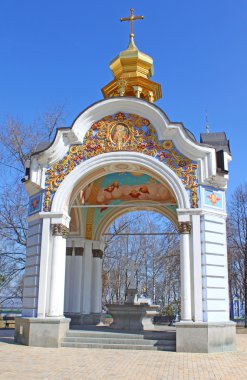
[{"x1": 0, "y1": 329, "x2": 247, "y2": 380}]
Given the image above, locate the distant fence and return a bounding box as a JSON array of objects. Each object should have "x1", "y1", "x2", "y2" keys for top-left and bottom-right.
[{"x1": 0, "y1": 308, "x2": 22, "y2": 314}]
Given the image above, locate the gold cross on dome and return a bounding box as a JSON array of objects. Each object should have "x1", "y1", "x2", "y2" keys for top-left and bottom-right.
[{"x1": 120, "y1": 8, "x2": 144, "y2": 38}]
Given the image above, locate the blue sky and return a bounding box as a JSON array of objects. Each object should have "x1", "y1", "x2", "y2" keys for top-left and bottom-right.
[{"x1": 0, "y1": 0, "x2": 246, "y2": 195}]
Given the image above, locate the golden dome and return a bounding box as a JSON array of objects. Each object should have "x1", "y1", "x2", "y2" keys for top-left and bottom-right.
[{"x1": 101, "y1": 9, "x2": 162, "y2": 103}]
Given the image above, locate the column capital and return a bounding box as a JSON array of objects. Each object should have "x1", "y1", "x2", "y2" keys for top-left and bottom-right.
[
  {"x1": 178, "y1": 221, "x2": 192, "y2": 234},
  {"x1": 52, "y1": 224, "x2": 69, "y2": 239},
  {"x1": 66, "y1": 247, "x2": 73, "y2": 256},
  {"x1": 92, "y1": 249, "x2": 103, "y2": 259},
  {"x1": 75, "y1": 247, "x2": 84, "y2": 256}
]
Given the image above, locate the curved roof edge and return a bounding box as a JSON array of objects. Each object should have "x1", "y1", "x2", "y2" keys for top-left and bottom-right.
[{"x1": 31, "y1": 97, "x2": 197, "y2": 157}]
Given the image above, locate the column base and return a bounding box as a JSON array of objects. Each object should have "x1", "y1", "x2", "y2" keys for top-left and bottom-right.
[
  {"x1": 64, "y1": 312, "x2": 101, "y2": 326},
  {"x1": 176, "y1": 321, "x2": 236, "y2": 353},
  {"x1": 15, "y1": 317, "x2": 70, "y2": 347}
]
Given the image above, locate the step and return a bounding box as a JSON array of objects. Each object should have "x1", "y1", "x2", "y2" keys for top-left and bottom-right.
[
  {"x1": 62, "y1": 329, "x2": 176, "y2": 352},
  {"x1": 61, "y1": 342, "x2": 176, "y2": 351},
  {"x1": 63, "y1": 336, "x2": 176, "y2": 346},
  {"x1": 66, "y1": 330, "x2": 176, "y2": 341},
  {"x1": 67, "y1": 331, "x2": 143, "y2": 339}
]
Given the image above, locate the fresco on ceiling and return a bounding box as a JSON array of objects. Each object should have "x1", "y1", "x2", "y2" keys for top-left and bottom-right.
[
  {"x1": 81, "y1": 172, "x2": 177, "y2": 240},
  {"x1": 80, "y1": 172, "x2": 176, "y2": 212},
  {"x1": 43, "y1": 112, "x2": 198, "y2": 212}
]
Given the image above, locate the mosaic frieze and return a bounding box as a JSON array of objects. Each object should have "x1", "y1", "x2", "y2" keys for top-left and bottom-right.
[
  {"x1": 44, "y1": 112, "x2": 198, "y2": 211},
  {"x1": 28, "y1": 192, "x2": 43, "y2": 216}
]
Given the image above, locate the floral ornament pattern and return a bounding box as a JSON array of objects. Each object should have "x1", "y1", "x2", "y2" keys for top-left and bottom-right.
[{"x1": 44, "y1": 112, "x2": 198, "y2": 211}]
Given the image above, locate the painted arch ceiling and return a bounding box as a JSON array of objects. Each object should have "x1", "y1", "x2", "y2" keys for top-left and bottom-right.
[
  {"x1": 70, "y1": 172, "x2": 178, "y2": 238},
  {"x1": 80, "y1": 172, "x2": 176, "y2": 208}
]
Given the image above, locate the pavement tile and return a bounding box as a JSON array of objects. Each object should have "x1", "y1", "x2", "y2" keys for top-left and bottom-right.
[{"x1": 0, "y1": 331, "x2": 247, "y2": 380}]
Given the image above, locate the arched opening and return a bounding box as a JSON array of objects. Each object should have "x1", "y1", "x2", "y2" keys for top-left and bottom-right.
[
  {"x1": 41, "y1": 146, "x2": 195, "y2": 340},
  {"x1": 102, "y1": 210, "x2": 180, "y2": 318},
  {"x1": 45, "y1": 148, "x2": 193, "y2": 329},
  {"x1": 63, "y1": 164, "x2": 184, "y2": 326}
]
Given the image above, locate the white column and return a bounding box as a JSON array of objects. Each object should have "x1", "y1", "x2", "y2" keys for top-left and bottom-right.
[
  {"x1": 64, "y1": 248, "x2": 72, "y2": 313},
  {"x1": 91, "y1": 249, "x2": 103, "y2": 313},
  {"x1": 37, "y1": 217, "x2": 51, "y2": 318},
  {"x1": 69, "y1": 248, "x2": 83, "y2": 313},
  {"x1": 48, "y1": 224, "x2": 69, "y2": 317},
  {"x1": 191, "y1": 214, "x2": 203, "y2": 322},
  {"x1": 81, "y1": 240, "x2": 93, "y2": 314},
  {"x1": 179, "y1": 222, "x2": 192, "y2": 321}
]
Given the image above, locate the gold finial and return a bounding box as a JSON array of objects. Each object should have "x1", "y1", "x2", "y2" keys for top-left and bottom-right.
[
  {"x1": 101, "y1": 9, "x2": 162, "y2": 103},
  {"x1": 120, "y1": 8, "x2": 144, "y2": 38}
]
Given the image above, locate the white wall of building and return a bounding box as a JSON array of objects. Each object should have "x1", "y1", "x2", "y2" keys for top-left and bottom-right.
[
  {"x1": 201, "y1": 213, "x2": 229, "y2": 322},
  {"x1": 22, "y1": 219, "x2": 42, "y2": 317}
]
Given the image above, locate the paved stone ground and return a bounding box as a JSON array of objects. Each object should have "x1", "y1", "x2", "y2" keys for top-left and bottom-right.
[{"x1": 0, "y1": 329, "x2": 247, "y2": 380}]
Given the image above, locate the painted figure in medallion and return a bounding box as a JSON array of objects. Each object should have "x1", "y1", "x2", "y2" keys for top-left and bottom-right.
[{"x1": 110, "y1": 123, "x2": 130, "y2": 149}]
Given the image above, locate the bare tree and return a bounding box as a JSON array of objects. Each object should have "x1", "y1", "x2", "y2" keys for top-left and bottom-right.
[
  {"x1": 41, "y1": 105, "x2": 65, "y2": 142},
  {"x1": 228, "y1": 184, "x2": 247, "y2": 326},
  {"x1": 0, "y1": 107, "x2": 65, "y2": 307},
  {"x1": 102, "y1": 211, "x2": 180, "y2": 312},
  {"x1": 0, "y1": 106, "x2": 65, "y2": 174},
  {"x1": 0, "y1": 184, "x2": 27, "y2": 305}
]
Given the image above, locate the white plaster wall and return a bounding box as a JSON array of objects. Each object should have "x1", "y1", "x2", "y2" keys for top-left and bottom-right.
[
  {"x1": 91, "y1": 257, "x2": 102, "y2": 313},
  {"x1": 64, "y1": 241, "x2": 104, "y2": 315},
  {"x1": 48, "y1": 233, "x2": 67, "y2": 317},
  {"x1": 22, "y1": 219, "x2": 42, "y2": 317},
  {"x1": 65, "y1": 240, "x2": 85, "y2": 314},
  {"x1": 201, "y1": 214, "x2": 229, "y2": 322},
  {"x1": 80, "y1": 241, "x2": 93, "y2": 314},
  {"x1": 190, "y1": 214, "x2": 203, "y2": 322}
]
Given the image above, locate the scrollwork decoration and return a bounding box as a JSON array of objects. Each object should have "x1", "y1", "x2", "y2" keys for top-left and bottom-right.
[{"x1": 44, "y1": 112, "x2": 198, "y2": 211}]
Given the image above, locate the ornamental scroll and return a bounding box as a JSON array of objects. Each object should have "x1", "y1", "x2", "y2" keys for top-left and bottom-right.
[{"x1": 44, "y1": 112, "x2": 198, "y2": 211}]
